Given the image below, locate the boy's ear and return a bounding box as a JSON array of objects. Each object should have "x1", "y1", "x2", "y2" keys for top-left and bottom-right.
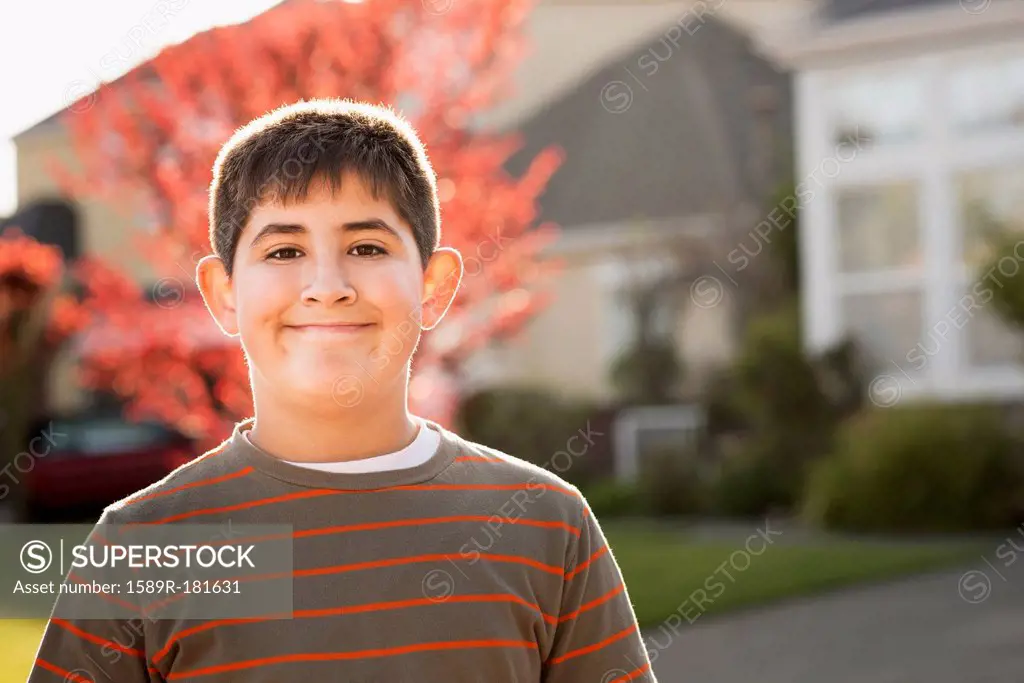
[
  {"x1": 196, "y1": 255, "x2": 239, "y2": 336},
  {"x1": 421, "y1": 247, "x2": 463, "y2": 331}
]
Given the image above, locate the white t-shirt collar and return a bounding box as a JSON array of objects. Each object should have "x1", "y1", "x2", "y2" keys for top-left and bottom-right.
[{"x1": 241, "y1": 416, "x2": 440, "y2": 474}]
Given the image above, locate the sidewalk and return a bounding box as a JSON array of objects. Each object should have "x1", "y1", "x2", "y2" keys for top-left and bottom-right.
[{"x1": 647, "y1": 559, "x2": 1024, "y2": 682}]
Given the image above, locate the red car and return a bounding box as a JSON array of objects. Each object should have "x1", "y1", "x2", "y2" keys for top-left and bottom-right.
[{"x1": 18, "y1": 415, "x2": 196, "y2": 522}]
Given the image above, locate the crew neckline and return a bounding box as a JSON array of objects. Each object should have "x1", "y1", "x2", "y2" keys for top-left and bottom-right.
[
  {"x1": 257, "y1": 416, "x2": 439, "y2": 474},
  {"x1": 229, "y1": 416, "x2": 459, "y2": 490}
]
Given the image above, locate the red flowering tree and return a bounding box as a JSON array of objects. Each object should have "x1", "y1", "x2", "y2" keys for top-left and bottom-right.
[
  {"x1": 0, "y1": 229, "x2": 89, "y2": 469},
  {"x1": 52, "y1": 0, "x2": 562, "y2": 448}
]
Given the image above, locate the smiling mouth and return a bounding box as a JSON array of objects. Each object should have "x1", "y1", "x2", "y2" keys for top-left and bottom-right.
[{"x1": 287, "y1": 324, "x2": 374, "y2": 334}]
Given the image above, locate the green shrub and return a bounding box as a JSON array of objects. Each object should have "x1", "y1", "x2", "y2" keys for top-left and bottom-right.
[
  {"x1": 610, "y1": 336, "x2": 683, "y2": 405},
  {"x1": 583, "y1": 479, "x2": 642, "y2": 518},
  {"x1": 636, "y1": 445, "x2": 704, "y2": 517},
  {"x1": 732, "y1": 304, "x2": 843, "y2": 432},
  {"x1": 803, "y1": 403, "x2": 1024, "y2": 532},
  {"x1": 703, "y1": 304, "x2": 863, "y2": 517},
  {"x1": 710, "y1": 435, "x2": 798, "y2": 517},
  {"x1": 456, "y1": 387, "x2": 601, "y2": 486}
]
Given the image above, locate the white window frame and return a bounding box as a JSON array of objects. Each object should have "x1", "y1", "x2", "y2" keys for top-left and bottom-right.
[
  {"x1": 798, "y1": 40, "x2": 1024, "y2": 401},
  {"x1": 613, "y1": 404, "x2": 704, "y2": 483},
  {"x1": 593, "y1": 255, "x2": 679, "y2": 368}
]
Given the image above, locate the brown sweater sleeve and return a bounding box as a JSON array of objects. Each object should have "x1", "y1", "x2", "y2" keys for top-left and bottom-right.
[
  {"x1": 26, "y1": 508, "x2": 154, "y2": 683},
  {"x1": 542, "y1": 495, "x2": 658, "y2": 683}
]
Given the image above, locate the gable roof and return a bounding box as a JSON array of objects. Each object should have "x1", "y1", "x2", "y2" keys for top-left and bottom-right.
[
  {"x1": 822, "y1": 0, "x2": 958, "y2": 22},
  {"x1": 503, "y1": 15, "x2": 792, "y2": 229}
]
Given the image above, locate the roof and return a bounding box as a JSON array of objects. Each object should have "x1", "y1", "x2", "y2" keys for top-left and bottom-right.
[
  {"x1": 821, "y1": 0, "x2": 959, "y2": 22},
  {"x1": 0, "y1": 199, "x2": 80, "y2": 261},
  {"x1": 503, "y1": 15, "x2": 792, "y2": 229}
]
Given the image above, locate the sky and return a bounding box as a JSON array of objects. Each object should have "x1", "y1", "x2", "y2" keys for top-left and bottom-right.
[{"x1": 0, "y1": 0, "x2": 285, "y2": 217}]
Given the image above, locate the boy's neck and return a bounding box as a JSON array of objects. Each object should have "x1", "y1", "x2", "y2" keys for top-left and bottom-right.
[{"x1": 246, "y1": 387, "x2": 421, "y2": 464}]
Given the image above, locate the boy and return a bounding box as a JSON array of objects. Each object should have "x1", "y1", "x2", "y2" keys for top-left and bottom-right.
[{"x1": 29, "y1": 99, "x2": 657, "y2": 682}]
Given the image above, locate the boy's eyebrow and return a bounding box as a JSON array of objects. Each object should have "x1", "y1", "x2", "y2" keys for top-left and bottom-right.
[{"x1": 249, "y1": 218, "x2": 402, "y2": 248}]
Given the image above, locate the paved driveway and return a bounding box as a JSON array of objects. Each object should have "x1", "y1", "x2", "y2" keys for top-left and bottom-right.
[{"x1": 649, "y1": 557, "x2": 1024, "y2": 683}]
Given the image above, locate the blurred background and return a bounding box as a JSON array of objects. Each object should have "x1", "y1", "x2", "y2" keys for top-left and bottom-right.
[{"x1": 2, "y1": 0, "x2": 1024, "y2": 680}]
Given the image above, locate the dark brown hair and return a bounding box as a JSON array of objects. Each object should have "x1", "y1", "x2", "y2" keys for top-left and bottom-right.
[{"x1": 208, "y1": 98, "x2": 440, "y2": 276}]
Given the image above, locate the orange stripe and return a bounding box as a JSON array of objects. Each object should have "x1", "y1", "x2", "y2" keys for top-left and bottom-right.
[
  {"x1": 134, "y1": 482, "x2": 579, "y2": 525},
  {"x1": 398, "y1": 483, "x2": 578, "y2": 498},
  {"x1": 293, "y1": 551, "x2": 566, "y2": 579},
  {"x1": 454, "y1": 455, "x2": 496, "y2": 462},
  {"x1": 153, "y1": 593, "x2": 558, "y2": 663},
  {"x1": 90, "y1": 530, "x2": 150, "y2": 581},
  {"x1": 90, "y1": 530, "x2": 114, "y2": 546},
  {"x1": 208, "y1": 514, "x2": 580, "y2": 547},
  {"x1": 51, "y1": 617, "x2": 144, "y2": 656},
  {"x1": 34, "y1": 658, "x2": 94, "y2": 683},
  {"x1": 126, "y1": 489, "x2": 339, "y2": 526},
  {"x1": 167, "y1": 639, "x2": 538, "y2": 678},
  {"x1": 153, "y1": 616, "x2": 273, "y2": 664},
  {"x1": 63, "y1": 572, "x2": 140, "y2": 613},
  {"x1": 548, "y1": 623, "x2": 638, "y2": 665},
  {"x1": 151, "y1": 552, "x2": 556, "y2": 613},
  {"x1": 296, "y1": 515, "x2": 580, "y2": 538},
  {"x1": 566, "y1": 545, "x2": 609, "y2": 580},
  {"x1": 296, "y1": 593, "x2": 557, "y2": 623},
  {"x1": 611, "y1": 662, "x2": 652, "y2": 682},
  {"x1": 557, "y1": 583, "x2": 625, "y2": 623},
  {"x1": 124, "y1": 464, "x2": 252, "y2": 505},
  {"x1": 142, "y1": 548, "x2": 566, "y2": 616}
]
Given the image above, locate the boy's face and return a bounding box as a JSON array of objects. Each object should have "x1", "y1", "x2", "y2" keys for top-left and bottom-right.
[{"x1": 198, "y1": 172, "x2": 462, "y2": 407}]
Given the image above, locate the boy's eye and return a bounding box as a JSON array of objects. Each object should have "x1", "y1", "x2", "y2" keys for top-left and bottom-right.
[
  {"x1": 351, "y1": 244, "x2": 388, "y2": 257},
  {"x1": 267, "y1": 247, "x2": 302, "y2": 261}
]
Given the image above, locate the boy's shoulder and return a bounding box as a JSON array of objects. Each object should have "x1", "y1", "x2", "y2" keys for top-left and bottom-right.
[
  {"x1": 447, "y1": 430, "x2": 586, "y2": 517},
  {"x1": 99, "y1": 438, "x2": 241, "y2": 526}
]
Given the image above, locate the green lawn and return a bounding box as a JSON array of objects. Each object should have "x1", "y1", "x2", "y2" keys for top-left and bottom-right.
[
  {"x1": 0, "y1": 524, "x2": 982, "y2": 681},
  {"x1": 604, "y1": 525, "x2": 983, "y2": 628}
]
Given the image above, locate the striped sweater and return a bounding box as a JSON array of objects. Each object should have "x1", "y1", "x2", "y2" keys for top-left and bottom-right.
[{"x1": 29, "y1": 417, "x2": 657, "y2": 682}]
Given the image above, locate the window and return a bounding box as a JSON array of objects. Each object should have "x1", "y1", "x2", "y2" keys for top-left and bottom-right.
[
  {"x1": 949, "y1": 57, "x2": 1024, "y2": 134},
  {"x1": 956, "y1": 165, "x2": 1024, "y2": 370},
  {"x1": 964, "y1": 306, "x2": 1024, "y2": 368},
  {"x1": 827, "y1": 70, "x2": 925, "y2": 149},
  {"x1": 804, "y1": 45, "x2": 1024, "y2": 397},
  {"x1": 957, "y1": 165, "x2": 1024, "y2": 269},
  {"x1": 840, "y1": 291, "x2": 924, "y2": 373},
  {"x1": 595, "y1": 256, "x2": 679, "y2": 367},
  {"x1": 835, "y1": 182, "x2": 921, "y2": 274}
]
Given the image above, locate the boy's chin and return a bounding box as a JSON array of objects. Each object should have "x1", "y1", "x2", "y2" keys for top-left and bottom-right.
[{"x1": 284, "y1": 364, "x2": 374, "y2": 409}]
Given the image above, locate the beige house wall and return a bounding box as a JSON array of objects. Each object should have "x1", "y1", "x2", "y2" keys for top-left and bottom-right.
[
  {"x1": 15, "y1": 123, "x2": 152, "y2": 414},
  {"x1": 462, "y1": 220, "x2": 737, "y2": 401},
  {"x1": 16, "y1": 124, "x2": 153, "y2": 284}
]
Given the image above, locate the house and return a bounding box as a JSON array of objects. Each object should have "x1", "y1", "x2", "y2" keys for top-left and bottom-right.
[
  {"x1": 11, "y1": 0, "x2": 796, "y2": 414},
  {"x1": 759, "y1": 0, "x2": 1024, "y2": 402},
  {"x1": 460, "y1": 1, "x2": 797, "y2": 400}
]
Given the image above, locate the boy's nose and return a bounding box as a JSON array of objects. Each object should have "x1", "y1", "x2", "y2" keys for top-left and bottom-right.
[{"x1": 302, "y1": 263, "x2": 357, "y2": 304}]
